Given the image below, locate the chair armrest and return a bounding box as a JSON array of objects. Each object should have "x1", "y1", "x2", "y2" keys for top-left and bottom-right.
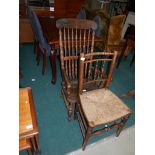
[{"x1": 61, "y1": 69, "x2": 71, "y2": 89}]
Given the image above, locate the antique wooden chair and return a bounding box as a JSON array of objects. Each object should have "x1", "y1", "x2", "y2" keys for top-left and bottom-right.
[
  {"x1": 56, "y1": 18, "x2": 97, "y2": 120},
  {"x1": 75, "y1": 51, "x2": 131, "y2": 150}
]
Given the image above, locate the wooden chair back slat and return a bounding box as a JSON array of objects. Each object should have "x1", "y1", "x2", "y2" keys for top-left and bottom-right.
[{"x1": 79, "y1": 51, "x2": 117, "y2": 94}]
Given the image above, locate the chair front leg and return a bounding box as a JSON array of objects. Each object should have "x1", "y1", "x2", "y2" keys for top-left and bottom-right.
[
  {"x1": 116, "y1": 115, "x2": 130, "y2": 137},
  {"x1": 42, "y1": 48, "x2": 47, "y2": 75},
  {"x1": 82, "y1": 127, "x2": 92, "y2": 150},
  {"x1": 68, "y1": 102, "x2": 74, "y2": 121},
  {"x1": 50, "y1": 49, "x2": 56, "y2": 84}
]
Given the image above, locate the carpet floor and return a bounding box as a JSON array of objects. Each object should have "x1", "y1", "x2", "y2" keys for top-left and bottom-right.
[{"x1": 19, "y1": 43, "x2": 135, "y2": 155}]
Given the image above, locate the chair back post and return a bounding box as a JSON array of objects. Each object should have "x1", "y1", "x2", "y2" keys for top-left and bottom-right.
[
  {"x1": 58, "y1": 28, "x2": 64, "y2": 70},
  {"x1": 106, "y1": 51, "x2": 117, "y2": 88},
  {"x1": 79, "y1": 53, "x2": 85, "y2": 94}
]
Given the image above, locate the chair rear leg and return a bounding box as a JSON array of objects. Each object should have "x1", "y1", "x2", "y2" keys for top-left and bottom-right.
[
  {"x1": 116, "y1": 115, "x2": 130, "y2": 137},
  {"x1": 74, "y1": 103, "x2": 78, "y2": 120},
  {"x1": 68, "y1": 102, "x2": 73, "y2": 121},
  {"x1": 42, "y1": 49, "x2": 47, "y2": 75},
  {"x1": 34, "y1": 38, "x2": 37, "y2": 54},
  {"x1": 37, "y1": 44, "x2": 41, "y2": 65}
]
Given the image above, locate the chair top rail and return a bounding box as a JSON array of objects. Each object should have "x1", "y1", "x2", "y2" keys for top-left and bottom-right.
[{"x1": 56, "y1": 18, "x2": 97, "y2": 30}]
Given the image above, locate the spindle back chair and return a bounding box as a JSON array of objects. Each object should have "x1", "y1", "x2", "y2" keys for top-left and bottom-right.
[
  {"x1": 56, "y1": 18, "x2": 97, "y2": 120},
  {"x1": 75, "y1": 51, "x2": 131, "y2": 150}
]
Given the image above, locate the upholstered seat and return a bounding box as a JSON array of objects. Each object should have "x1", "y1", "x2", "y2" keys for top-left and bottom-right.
[{"x1": 79, "y1": 88, "x2": 131, "y2": 127}]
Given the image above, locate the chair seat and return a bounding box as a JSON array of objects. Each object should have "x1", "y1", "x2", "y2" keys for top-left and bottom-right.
[
  {"x1": 79, "y1": 88, "x2": 131, "y2": 127},
  {"x1": 62, "y1": 80, "x2": 78, "y2": 103}
]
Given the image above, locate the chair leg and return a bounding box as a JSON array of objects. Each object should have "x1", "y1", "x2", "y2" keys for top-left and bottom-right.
[
  {"x1": 74, "y1": 103, "x2": 78, "y2": 120},
  {"x1": 61, "y1": 89, "x2": 73, "y2": 121},
  {"x1": 27, "y1": 149, "x2": 33, "y2": 155},
  {"x1": 42, "y1": 49, "x2": 47, "y2": 75},
  {"x1": 130, "y1": 53, "x2": 135, "y2": 66},
  {"x1": 37, "y1": 45, "x2": 41, "y2": 65},
  {"x1": 68, "y1": 102, "x2": 73, "y2": 121},
  {"x1": 82, "y1": 127, "x2": 92, "y2": 150},
  {"x1": 50, "y1": 49, "x2": 56, "y2": 84},
  {"x1": 116, "y1": 116, "x2": 130, "y2": 137},
  {"x1": 34, "y1": 39, "x2": 37, "y2": 54}
]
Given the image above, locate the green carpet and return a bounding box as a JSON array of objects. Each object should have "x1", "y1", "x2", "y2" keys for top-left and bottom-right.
[{"x1": 19, "y1": 43, "x2": 135, "y2": 155}]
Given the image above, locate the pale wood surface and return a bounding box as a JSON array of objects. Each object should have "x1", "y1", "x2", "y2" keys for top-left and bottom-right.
[
  {"x1": 19, "y1": 88, "x2": 33, "y2": 134},
  {"x1": 19, "y1": 139, "x2": 31, "y2": 151}
]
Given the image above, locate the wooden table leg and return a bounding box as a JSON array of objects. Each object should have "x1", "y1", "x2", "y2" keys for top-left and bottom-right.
[
  {"x1": 34, "y1": 135, "x2": 41, "y2": 154},
  {"x1": 50, "y1": 49, "x2": 56, "y2": 84}
]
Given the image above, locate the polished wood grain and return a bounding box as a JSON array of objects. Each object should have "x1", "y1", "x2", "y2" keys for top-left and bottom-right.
[
  {"x1": 19, "y1": 89, "x2": 33, "y2": 134},
  {"x1": 19, "y1": 87, "x2": 40, "y2": 154}
]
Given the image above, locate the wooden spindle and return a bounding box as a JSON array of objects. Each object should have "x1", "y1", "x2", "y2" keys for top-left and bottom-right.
[{"x1": 67, "y1": 28, "x2": 71, "y2": 79}]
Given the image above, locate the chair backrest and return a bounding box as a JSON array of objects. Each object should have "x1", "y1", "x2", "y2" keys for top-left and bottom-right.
[
  {"x1": 28, "y1": 6, "x2": 48, "y2": 49},
  {"x1": 76, "y1": 8, "x2": 86, "y2": 19},
  {"x1": 56, "y1": 18, "x2": 97, "y2": 80},
  {"x1": 93, "y1": 15, "x2": 102, "y2": 37},
  {"x1": 107, "y1": 15, "x2": 126, "y2": 45},
  {"x1": 79, "y1": 51, "x2": 117, "y2": 94}
]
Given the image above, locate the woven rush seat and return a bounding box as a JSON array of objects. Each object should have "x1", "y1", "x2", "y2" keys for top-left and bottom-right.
[{"x1": 79, "y1": 88, "x2": 131, "y2": 127}]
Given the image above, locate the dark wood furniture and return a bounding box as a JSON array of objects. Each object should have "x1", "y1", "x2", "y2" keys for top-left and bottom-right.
[
  {"x1": 75, "y1": 51, "x2": 131, "y2": 150},
  {"x1": 39, "y1": 16, "x2": 59, "y2": 84},
  {"x1": 56, "y1": 18, "x2": 97, "y2": 120},
  {"x1": 19, "y1": 87, "x2": 40, "y2": 154},
  {"x1": 19, "y1": 0, "x2": 86, "y2": 43}
]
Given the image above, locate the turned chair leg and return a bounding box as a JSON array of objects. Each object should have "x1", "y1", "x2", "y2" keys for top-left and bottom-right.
[
  {"x1": 42, "y1": 49, "x2": 47, "y2": 75},
  {"x1": 82, "y1": 127, "x2": 92, "y2": 150},
  {"x1": 68, "y1": 102, "x2": 73, "y2": 121},
  {"x1": 74, "y1": 103, "x2": 78, "y2": 120},
  {"x1": 116, "y1": 116, "x2": 130, "y2": 137}
]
